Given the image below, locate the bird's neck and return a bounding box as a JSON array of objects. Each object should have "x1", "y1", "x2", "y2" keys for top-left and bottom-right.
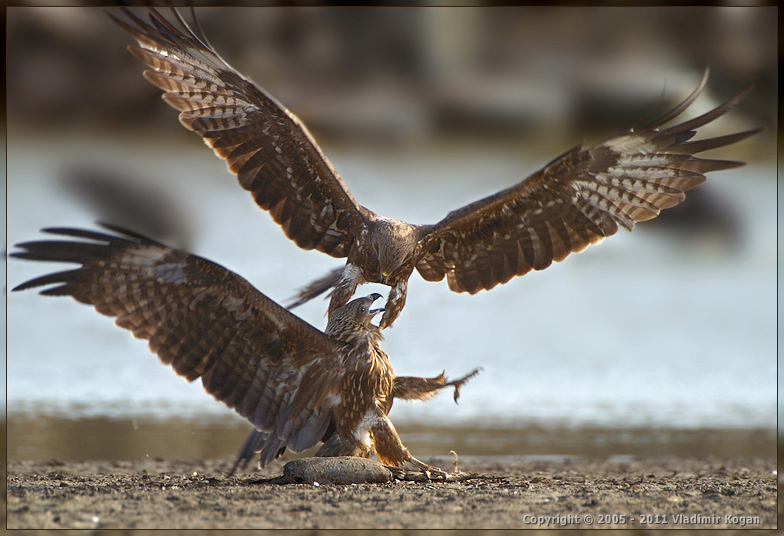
[
  {"x1": 352, "y1": 326, "x2": 383, "y2": 348},
  {"x1": 344, "y1": 329, "x2": 384, "y2": 366}
]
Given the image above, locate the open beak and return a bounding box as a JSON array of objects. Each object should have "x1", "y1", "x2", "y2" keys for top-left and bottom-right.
[{"x1": 367, "y1": 293, "x2": 385, "y2": 316}]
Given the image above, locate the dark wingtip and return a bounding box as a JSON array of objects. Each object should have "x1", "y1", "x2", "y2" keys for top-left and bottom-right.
[
  {"x1": 227, "y1": 457, "x2": 246, "y2": 477},
  {"x1": 643, "y1": 69, "x2": 710, "y2": 130},
  {"x1": 11, "y1": 280, "x2": 34, "y2": 293}
]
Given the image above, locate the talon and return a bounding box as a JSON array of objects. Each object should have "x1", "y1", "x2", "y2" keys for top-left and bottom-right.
[
  {"x1": 447, "y1": 367, "x2": 482, "y2": 404},
  {"x1": 410, "y1": 456, "x2": 448, "y2": 480}
]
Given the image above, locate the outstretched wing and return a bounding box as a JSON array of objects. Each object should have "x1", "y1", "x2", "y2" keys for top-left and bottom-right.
[
  {"x1": 12, "y1": 226, "x2": 345, "y2": 461},
  {"x1": 416, "y1": 72, "x2": 759, "y2": 294},
  {"x1": 109, "y1": 8, "x2": 370, "y2": 257}
]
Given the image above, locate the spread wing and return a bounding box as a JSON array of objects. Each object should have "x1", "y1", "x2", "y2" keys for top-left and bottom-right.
[
  {"x1": 109, "y1": 8, "x2": 370, "y2": 257},
  {"x1": 12, "y1": 226, "x2": 346, "y2": 459},
  {"x1": 416, "y1": 71, "x2": 759, "y2": 294}
]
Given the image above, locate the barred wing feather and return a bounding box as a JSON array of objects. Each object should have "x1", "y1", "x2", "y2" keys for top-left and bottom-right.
[
  {"x1": 12, "y1": 226, "x2": 345, "y2": 461},
  {"x1": 416, "y1": 72, "x2": 759, "y2": 294}
]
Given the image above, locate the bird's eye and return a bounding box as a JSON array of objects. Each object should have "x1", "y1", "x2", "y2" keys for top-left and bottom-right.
[{"x1": 359, "y1": 305, "x2": 367, "y2": 314}]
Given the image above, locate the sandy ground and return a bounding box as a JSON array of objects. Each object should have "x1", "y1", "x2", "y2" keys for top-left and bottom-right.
[{"x1": 5, "y1": 456, "x2": 777, "y2": 530}]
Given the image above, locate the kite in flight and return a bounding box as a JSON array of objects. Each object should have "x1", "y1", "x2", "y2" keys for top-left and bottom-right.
[
  {"x1": 12, "y1": 226, "x2": 479, "y2": 474},
  {"x1": 111, "y1": 8, "x2": 758, "y2": 329}
]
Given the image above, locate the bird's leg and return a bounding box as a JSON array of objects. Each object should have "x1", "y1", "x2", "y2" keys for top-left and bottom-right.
[
  {"x1": 327, "y1": 263, "x2": 363, "y2": 314},
  {"x1": 391, "y1": 373, "x2": 449, "y2": 402},
  {"x1": 368, "y1": 412, "x2": 446, "y2": 479},
  {"x1": 392, "y1": 367, "x2": 482, "y2": 403},
  {"x1": 314, "y1": 433, "x2": 373, "y2": 458},
  {"x1": 407, "y1": 455, "x2": 449, "y2": 480},
  {"x1": 379, "y1": 279, "x2": 407, "y2": 329},
  {"x1": 442, "y1": 367, "x2": 483, "y2": 403}
]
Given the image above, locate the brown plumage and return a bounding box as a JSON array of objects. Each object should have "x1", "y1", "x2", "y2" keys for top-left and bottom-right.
[
  {"x1": 12, "y1": 226, "x2": 480, "y2": 474},
  {"x1": 110, "y1": 8, "x2": 759, "y2": 329}
]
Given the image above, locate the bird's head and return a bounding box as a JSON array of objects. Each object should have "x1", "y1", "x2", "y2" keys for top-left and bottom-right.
[
  {"x1": 325, "y1": 293, "x2": 385, "y2": 343},
  {"x1": 368, "y1": 218, "x2": 417, "y2": 284}
]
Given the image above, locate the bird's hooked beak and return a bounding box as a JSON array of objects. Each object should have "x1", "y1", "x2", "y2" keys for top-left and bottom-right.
[{"x1": 366, "y1": 292, "x2": 385, "y2": 317}]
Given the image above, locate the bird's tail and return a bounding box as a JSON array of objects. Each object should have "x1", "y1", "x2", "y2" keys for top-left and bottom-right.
[{"x1": 285, "y1": 266, "x2": 344, "y2": 309}]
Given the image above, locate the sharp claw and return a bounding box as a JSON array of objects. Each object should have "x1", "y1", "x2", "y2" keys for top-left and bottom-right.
[
  {"x1": 409, "y1": 457, "x2": 447, "y2": 480},
  {"x1": 447, "y1": 366, "x2": 483, "y2": 404}
]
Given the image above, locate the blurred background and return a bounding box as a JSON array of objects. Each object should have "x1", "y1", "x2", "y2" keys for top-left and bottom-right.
[{"x1": 5, "y1": 6, "x2": 777, "y2": 464}]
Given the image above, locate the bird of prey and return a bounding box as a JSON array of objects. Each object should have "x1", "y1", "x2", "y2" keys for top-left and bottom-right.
[
  {"x1": 12, "y1": 226, "x2": 479, "y2": 474},
  {"x1": 111, "y1": 8, "x2": 759, "y2": 329}
]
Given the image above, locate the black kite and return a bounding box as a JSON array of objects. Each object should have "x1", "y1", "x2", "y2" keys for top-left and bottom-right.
[
  {"x1": 12, "y1": 226, "x2": 479, "y2": 474},
  {"x1": 111, "y1": 8, "x2": 759, "y2": 329}
]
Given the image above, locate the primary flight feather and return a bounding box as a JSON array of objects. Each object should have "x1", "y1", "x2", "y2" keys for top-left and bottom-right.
[
  {"x1": 110, "y1": 8, "x2": 759, "y2": 329},
  {"x1": 12, "y1": 226, "x2": 479, "y2": 473}
]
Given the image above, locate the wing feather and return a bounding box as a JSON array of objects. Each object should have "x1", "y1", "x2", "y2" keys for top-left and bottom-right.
[
  {"x1": 12, "y1": 226, "x2": 345, "y2": 464},
  {"x1": 417, "y1": 75, "x2": 758, "y2": 294},
  {"x1": 109, "y1": 8, "x2": 370, "y2": 259}
]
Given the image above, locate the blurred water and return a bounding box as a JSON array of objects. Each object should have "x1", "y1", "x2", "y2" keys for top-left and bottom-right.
[
  {"x1": 6, "y1": 415, "x2": 774, "y2": 462},
  {"x1": 6, "y1": 133, "x2": 777, "y2": 431}
]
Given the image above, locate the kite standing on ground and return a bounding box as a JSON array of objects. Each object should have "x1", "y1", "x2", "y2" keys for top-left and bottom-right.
[{"x1": 12, "y1": 226, "x2": 479, "y2": 474}]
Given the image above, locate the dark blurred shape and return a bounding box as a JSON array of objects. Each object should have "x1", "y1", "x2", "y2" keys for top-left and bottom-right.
[
  {"x1": 647, "y1": 187, "x2": 744, "y2": 251},
  {"x1": 60, "y1": 166, "x2": 195, "y2": 250}
]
